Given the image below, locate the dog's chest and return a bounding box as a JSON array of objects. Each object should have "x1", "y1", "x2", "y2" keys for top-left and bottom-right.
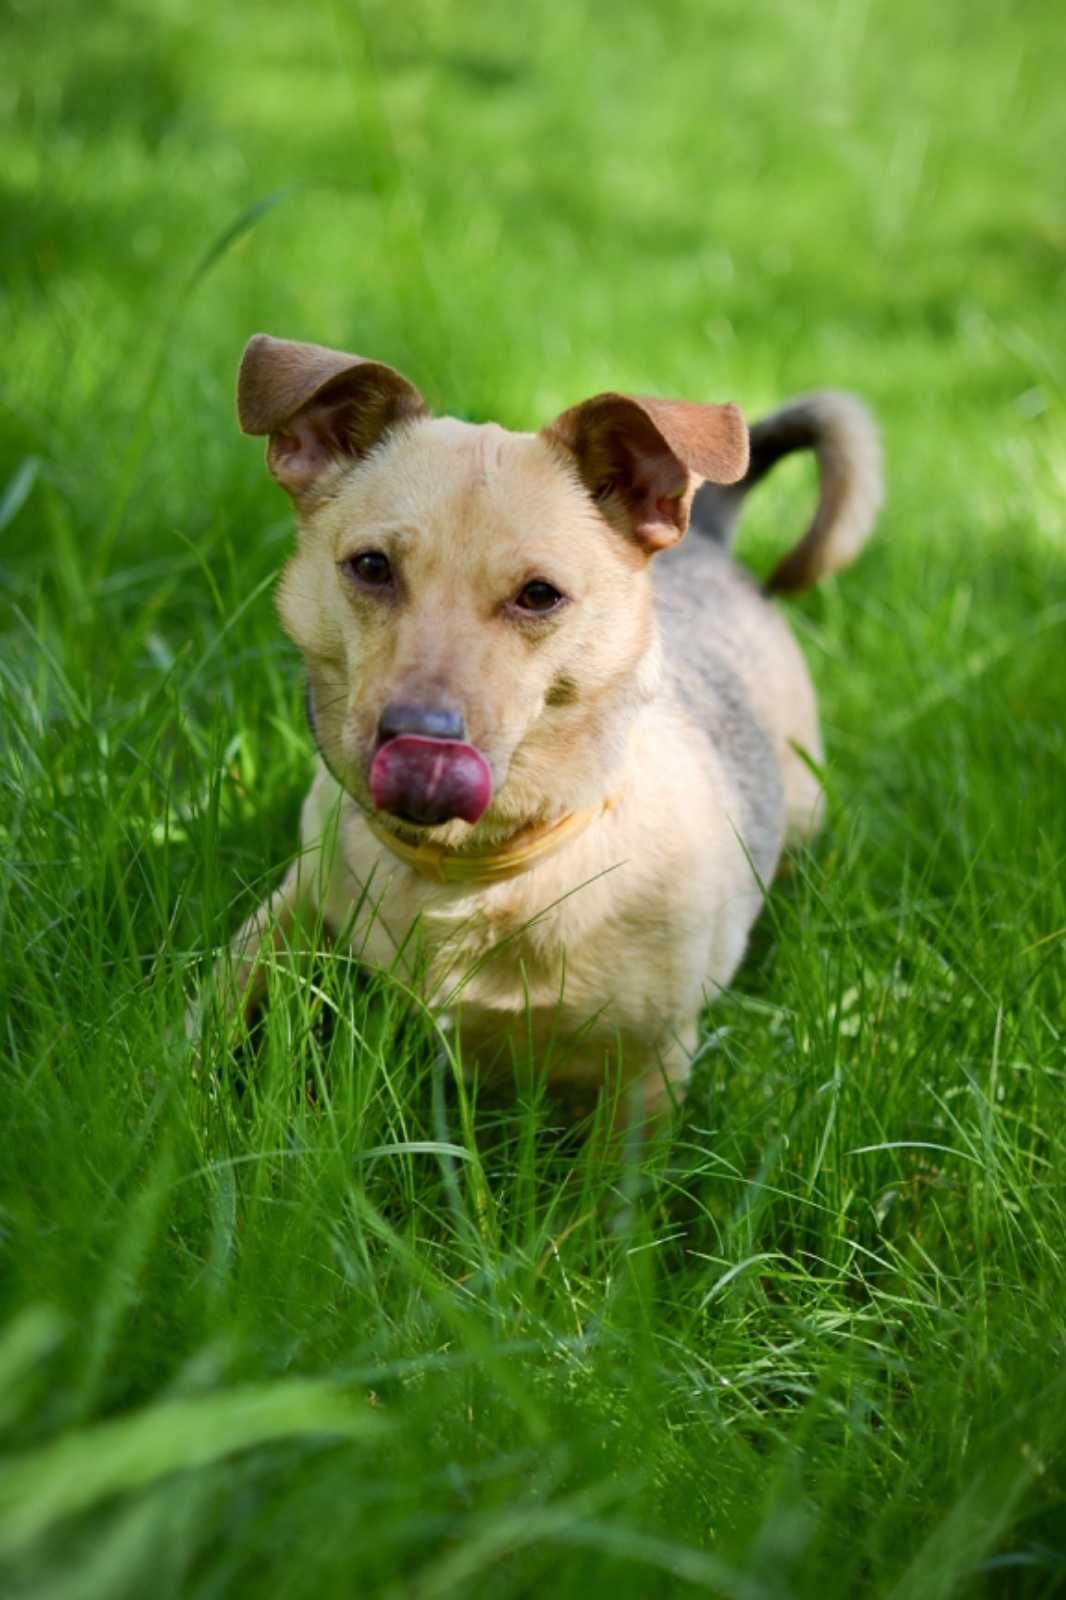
[
  {"x1": 342, "y1": 860, "x2": 693, "y2": 1084},
  {"x1": 318, "y1": 788, "x2": 733, "y2": 1067},
  {"x1": 355, "y1": 869, "x2": 573, "y2": 1006}
]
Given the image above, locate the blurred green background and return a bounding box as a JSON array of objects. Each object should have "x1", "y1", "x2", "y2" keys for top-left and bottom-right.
[
  {"x1": 2, "y1": 0, "x2": 1064, "y2": 1596},
  {"x1": 4, "y1": 0, "x2": 1062, "y2": 520}
]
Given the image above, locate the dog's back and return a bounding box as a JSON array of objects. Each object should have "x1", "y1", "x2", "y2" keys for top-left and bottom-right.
[
  {"x1": 654, "y1": 540, "x2": 787, "y2": 884},
  {"x1": 653, "y1": 390, "x2": 883, "y2": 872}
]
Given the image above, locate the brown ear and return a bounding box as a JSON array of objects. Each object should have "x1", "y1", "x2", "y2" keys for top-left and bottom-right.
[
  {"x1": 237, "y1": 334, "x2": 428, "y2": 502},
  {"x1": 543, "y1": 391, "x2": 748, "y2": 553}
]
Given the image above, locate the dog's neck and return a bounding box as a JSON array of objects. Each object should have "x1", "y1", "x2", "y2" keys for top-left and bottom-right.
[{"x1": 364, "y1": 796, "x2": 617, "y2": 886}]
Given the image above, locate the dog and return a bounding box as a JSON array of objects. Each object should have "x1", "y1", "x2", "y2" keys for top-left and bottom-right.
[{"x1": 213, "y1": 333, "x2": 881, "y2": 1119}]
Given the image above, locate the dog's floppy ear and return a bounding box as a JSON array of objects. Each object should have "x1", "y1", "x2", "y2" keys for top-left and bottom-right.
[
  {"x1": 237, "y1": 333, "x2": 428, "y2": 502},
  {"x1": 543, "y1": 391, "x2": 748, "y2": 553}
]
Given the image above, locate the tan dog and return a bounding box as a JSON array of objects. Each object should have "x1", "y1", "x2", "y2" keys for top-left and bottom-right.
[{"x1": 217, "y1": 334, "x2": 881, "y2": 1116}]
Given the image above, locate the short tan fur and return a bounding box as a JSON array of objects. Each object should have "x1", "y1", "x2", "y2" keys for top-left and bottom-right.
[{"x1": 213, "y1": 334, "x2": 882, "y2": 1117}]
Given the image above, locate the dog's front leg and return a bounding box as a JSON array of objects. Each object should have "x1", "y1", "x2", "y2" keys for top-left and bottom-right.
[
  {"x1": 190, "y1": 863, "x2": 321, "y2": 1044},
  {"x1": 637, "y1": 1025, "x2": 699, "y2": 1122},
  {"x1": 229, "y1": 864, "x2": 320, "y2": 1012}
]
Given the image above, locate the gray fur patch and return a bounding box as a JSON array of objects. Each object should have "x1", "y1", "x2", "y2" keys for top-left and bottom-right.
[{"x1": 652, "y1": 538, "x2": 785, "y2": 883}]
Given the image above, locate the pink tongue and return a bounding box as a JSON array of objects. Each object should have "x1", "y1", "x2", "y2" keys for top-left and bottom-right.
[{"x1": 370, "y1": 735, "x2": 493, "y2": 826}]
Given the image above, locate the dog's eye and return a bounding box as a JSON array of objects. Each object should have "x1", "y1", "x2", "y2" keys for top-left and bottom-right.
[
  {"x1": 514, "y1": 579, "x2": 565, "y2": 614},
  {"x1": 343, "y1": 550, "x2": 393, "y2": 589}
]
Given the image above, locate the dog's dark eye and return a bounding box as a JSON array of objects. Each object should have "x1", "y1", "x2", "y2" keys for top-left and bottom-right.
[
  {"x1": 514, "y1": 579, "x2": 565, "y2": 614},
  {"x1": 344, "y1": 550, "x2": 393, "y2": 589}
]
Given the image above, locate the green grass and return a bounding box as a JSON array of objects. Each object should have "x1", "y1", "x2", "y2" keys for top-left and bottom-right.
[{"x1": 2, "y1": 0, "x2": 1065, "y2": 1593}]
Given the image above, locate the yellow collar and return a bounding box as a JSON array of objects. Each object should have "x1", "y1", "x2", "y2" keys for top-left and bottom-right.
[{"x1": 365, "y1": 800, "x2": 610, "y2": 886}]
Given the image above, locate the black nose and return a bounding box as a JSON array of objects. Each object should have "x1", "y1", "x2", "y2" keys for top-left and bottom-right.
[{"x1": 377, "y1": 702, "x2": 466, "y2": 744}]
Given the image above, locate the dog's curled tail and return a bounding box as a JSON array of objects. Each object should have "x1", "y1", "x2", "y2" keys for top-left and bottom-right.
[{"x1": 691, "y1": 391, "x2": 883, "y2": 594}]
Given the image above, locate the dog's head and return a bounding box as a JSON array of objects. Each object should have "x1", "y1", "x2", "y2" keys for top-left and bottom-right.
[{"x1": 238, "y1": 334, "x2": 748, "y2": 841}]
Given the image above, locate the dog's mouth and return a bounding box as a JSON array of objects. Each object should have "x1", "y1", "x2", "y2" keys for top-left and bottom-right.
[{"x1": 369, "y1": 734, "x2": 493, "y2": 827}]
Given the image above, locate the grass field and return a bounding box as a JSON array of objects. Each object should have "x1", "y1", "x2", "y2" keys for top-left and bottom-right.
[{"x1": 2, "y1": 0, "x2": 1065, "y2": 1594}]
